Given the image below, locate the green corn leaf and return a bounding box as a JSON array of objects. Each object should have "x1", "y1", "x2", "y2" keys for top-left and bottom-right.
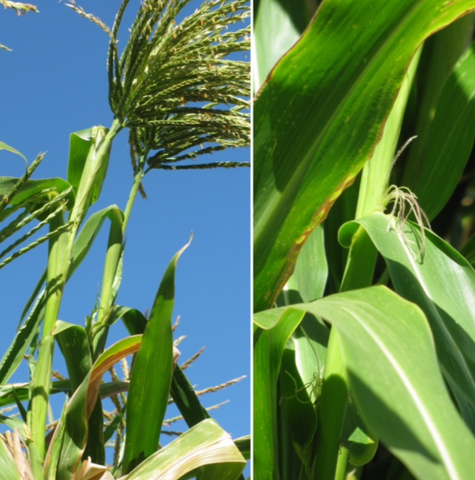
[
  {"x1": 54, "y1": 319, "x2": 116, "y2": 465},
  {"x1": 122, "y1": 419, "x2": 245, "y2": 480},
  {"x1": 253, "y1": 308, "x2": 305, "y2": 479},
  {"x1": 104, "y1": 305, "x2": 148, "y2": 334},
  {"x1": 292, "y1": 316, "x2": 328, "y2": 407},
  {"x1": 0, "y1": 176, "x2": 73, "y2": 209},
  {"x1": 69, "y1": 205, "x2": 124, "y2": 279},
  {"x1": 342, "y1": 399, "x2": 378, "y2": 467},
  {"x1": 254, "y1": 286, "x2": 475, "y2": 479},
  {"x1": 107, "y1": 305, "x2": 213, "y2": 430},
  {"x1": 54, "y1": 335, "x2": 142, "y2": 480},
  {"x1": 285, "y1": 225, "x2": 328, "y2": 303},
  {"x1": 170, "y1": 365, "x2": 211, "y2": 428},
  {"x1": 254, "y1": 0, "x2": 475, "y2": 312},
  {"x1": 0, "y1": 289, "x2": 45, "y2": 384},
  {"x1": 403, "y1": 34, "x2": 475, "y2": 220},
  {"x1": 279, "y1": 345, "x2": 317, "y2": 467},
  {"x1": 0, "y1": 152, "x2": 44, "y2": 215},
  {"x1": 339, "y1": 212, "x2": 475, "y2": 434},
  {"x1": 254, "y1": 0, "x2": 310, "y2": 90},
  {"x1": 123, "y1": 236, "x2": 192, "y2": 474},
  {"x1": 461, "y1": 232, "x2": 475, "y2": 267},
  {"x1": 67, "y1": 127, "x2": 111, "y2": 207},
  {"x1": 233, "y1": 435, "x2": 250, "y2": 461},
  {"x1": 0, "y1": 141, "x2": 27, "y2": 161},
  {"x1": 0, "y1": 380, "x2": 128, "y2": 410}
]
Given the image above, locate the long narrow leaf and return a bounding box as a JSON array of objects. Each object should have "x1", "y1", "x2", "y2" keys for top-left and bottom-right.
[
  {"x1": 123, "y1": 236, "x2": 192, "y2": 474},
  {"x1": 54, "y1": 336, "x2": 142, "y2": 480}
]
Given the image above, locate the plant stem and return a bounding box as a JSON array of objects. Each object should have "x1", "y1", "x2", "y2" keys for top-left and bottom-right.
[
  {"x1": 91, "y1": 210, "x2": 124, "y2": 361},
  {"x1": 91, "y1": 156, "x2": 146, "y2": 360},
  {"x1": 122, "y1": 164, "x2": 146, "y2": 234},
  {"x1": 312, "y1": 329, "x2": 348, "y2": 480},
  {"x1": 28, "y1": 121, "x2": 122, "y2": 460},
  {"x1": 313, "y1": 46, "x2": 421, "y2": 480},
  {"x1": 28, "y1": 212, "x2": 69, "y2": 460}
]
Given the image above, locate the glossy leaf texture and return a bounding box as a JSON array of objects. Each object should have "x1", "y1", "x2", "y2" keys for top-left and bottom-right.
[
  {"x1": 122, "y1": 236, "x2": 192, "y2": 474},
  {"x1": 123, "y1": 419, "x2": 245, "y2": 480},
  {"x1": 254, "y1": 286, "x2": 475, "y2": 480},
  {"x1": 254, "y1": 0, "x2": 475, "y2": 312},
  {"x1": 340, "y1": 212, "x2": 475, "y2": 433},
  {"x1": 253, "y1": 0, "x2": 310, "y2": 90}
]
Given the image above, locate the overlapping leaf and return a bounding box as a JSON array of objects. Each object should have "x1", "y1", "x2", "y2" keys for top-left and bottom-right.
[
  {"x1": 340, "y1": 212, "x2": 475, "y2": 433},
  {"x1": 254, "y1": 0, "x2": 475, "y2": 312},
  {"x1": 254, "y1": 286, "x2": 475, "y2": 479}
]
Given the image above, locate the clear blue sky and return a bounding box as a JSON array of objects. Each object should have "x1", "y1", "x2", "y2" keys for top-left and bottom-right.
[{"x1": 0, "y1": 0, "x2": 250, "y2": 468}]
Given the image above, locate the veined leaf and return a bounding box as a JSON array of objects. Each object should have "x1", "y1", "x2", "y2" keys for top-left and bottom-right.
[
  {"x1": 254, "y1": 0, "x2": 475, "y2": 312},
  {"x1": 340, "y1": 212, "x2": 475, "y2": 434},
  {"x1": 254, "y1": 286, "x2": 475, "y2": 479},
  {"x1": 123, "y1": 419, "x2": 245, "y2": 480},
  {"x1": 253, "y1": 0, "x2": 310, "y2": 90},
  {"x1": 123, "y1": 236, "x2": 192, "y2": 474},
  {"x1": 53, "y1": 335, "x2": 142, "y2": 480}
]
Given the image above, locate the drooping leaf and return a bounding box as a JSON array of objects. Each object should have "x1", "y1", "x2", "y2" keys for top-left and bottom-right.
[
  {"x1": 0, "y1": 177, "x2": 73, "y2": 209},
  {"x1": 339, "y1": 212, "x2": 475, "y2": 434},
  {"x1": 0, "y1": 141, "x2": 26, "y2": 161},
  {"x1": 54, "y1": 335, "x2": 142, "y2": 480},
  {"x1": 255, "y1": 286, "x2": 475, "y2": 479},
  {"x1": 122, "y1": 419, "x2": 245, "y2": 480}
]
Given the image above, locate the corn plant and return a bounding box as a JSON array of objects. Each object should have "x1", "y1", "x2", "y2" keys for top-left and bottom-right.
[
  {"x1": 0, "y1": 0, "x2": 250, "y2": 478},
  {"x1": 254, "y1": 1, "x2": 475, "y2": 479}
]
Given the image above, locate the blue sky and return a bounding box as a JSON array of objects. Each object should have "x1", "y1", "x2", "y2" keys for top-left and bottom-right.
[{"x1": 0, "y1": 0, "x2": 250, "y2": 470}]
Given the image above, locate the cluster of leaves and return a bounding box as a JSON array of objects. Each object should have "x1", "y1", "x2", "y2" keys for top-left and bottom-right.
[
  {"x1": 0, "y1": 0, "x2": 250, "y2": 479},
  {"x1": 254, "y1": 0, "x2": 475, "y2": 479}
]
